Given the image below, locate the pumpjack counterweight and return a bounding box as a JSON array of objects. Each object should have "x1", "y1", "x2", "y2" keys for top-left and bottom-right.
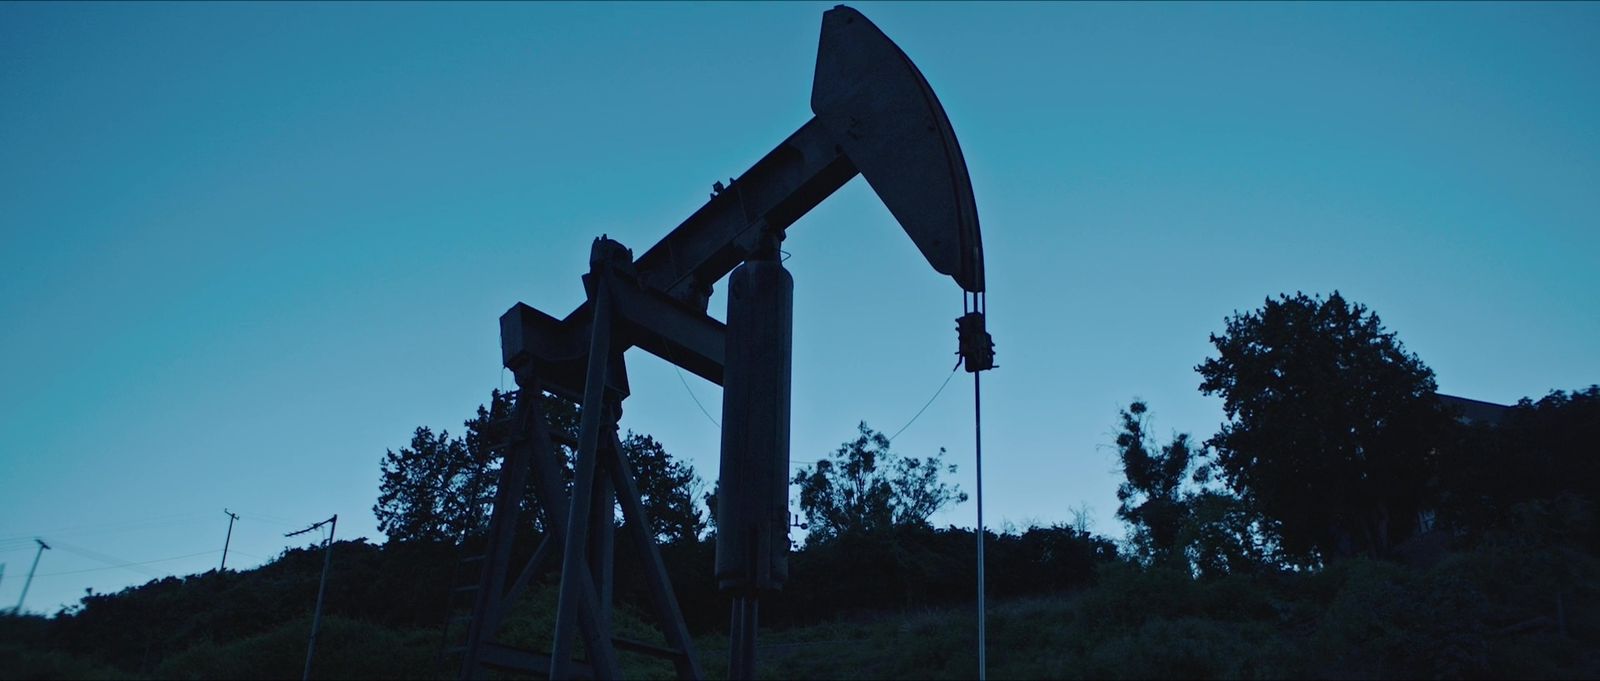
[{"x1": 461, "y1": 6, "x2": 990, "y2": 679}]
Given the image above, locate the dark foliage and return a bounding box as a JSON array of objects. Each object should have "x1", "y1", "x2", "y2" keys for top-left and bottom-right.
[
  {"x1": 619, "y1": 431, "x2": 707, "y2": 545},
  {"x1": 374, "y1": 389, "x2": 557, "y2": 542},
  {"x1": 791, "y1": 423, "x2": 967, "y2": 544},
  {"x1": 1113, "y1": 401, "x2": 1195, "y2": 566},
  {"x1": 1198, "y1": 292, "x2": 1450, "y2": 564},
  {"x1": 373, "y1": 426, "x2": 483, "y2": 543},
  {"x1": 0, "y1": 521, "x2": 1119, "y2": 679},
  {"x1": 14, "y1": 291, "x2": 1599, "y2": 679},
  {"x1": 761, "y1": 523, "x2": 1118, "y2": 629},
  {"x1": 1179, "y1": 490, "x2": 1276, "y2": 578},
  {"x1": 375, "y1": 390, "x2": 705, "y2": 547},
  {"x1": 0, "y1": 539, "x2": 463, "y2": 678},
  {"x1": 1111, "y1": 400, "x2": 1273, "y2": 576},
  {"x1": 1437, "y1": 385, "x2": 1600, "y2": 546}
]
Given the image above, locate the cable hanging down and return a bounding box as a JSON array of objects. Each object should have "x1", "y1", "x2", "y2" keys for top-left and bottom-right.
[
  {"x1": 674, "y1": 364, "x2": 721, "y2": 428},
  {"x1": 887, "y1": 365, "x2": 960, "y2": 443}
]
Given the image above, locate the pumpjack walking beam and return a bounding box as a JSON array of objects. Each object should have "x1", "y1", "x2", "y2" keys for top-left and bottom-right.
[{"x1": 463, "y1": 6, "x2": 991, "y2": 679}]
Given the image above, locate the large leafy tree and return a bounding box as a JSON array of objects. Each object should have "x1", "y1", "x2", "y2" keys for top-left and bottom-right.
[
  {"x1": 1197, "y1": 291, "x2": 1449, "y2": 563},
  {"x1": 374, "y1": 426, "x2": 485, "y2": 543},
  {"x1": 792, "y1": 422, "x2": 967, "y2": 544},
  {"x1": 375, "y1": 389, "x2": 532, "y2": 543},
  {"x1": 376, "y1": 390, "x2": 704, "y2": 545}
]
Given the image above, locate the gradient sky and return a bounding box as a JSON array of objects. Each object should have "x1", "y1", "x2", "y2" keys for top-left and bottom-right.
[{"x1": 2, "y1": 2, "x2": 1596, "y2": 615}]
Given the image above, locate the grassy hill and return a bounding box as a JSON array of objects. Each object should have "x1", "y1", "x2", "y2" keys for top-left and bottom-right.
[{"x1": 3, "y1": 499, "x2": 1597, "y2": 680}]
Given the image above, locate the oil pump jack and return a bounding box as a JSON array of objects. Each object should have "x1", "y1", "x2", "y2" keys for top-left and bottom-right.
[{"x1": 457, "y1": 6, "x2": 995, "y2": 679}]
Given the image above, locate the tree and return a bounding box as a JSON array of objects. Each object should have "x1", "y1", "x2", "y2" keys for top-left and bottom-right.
[
  {"x1": 376, "y1": 389, "x2": 707, "y2": 546},
  {"x1": 374, "y1": 426, "x2": 485, "y2": 543},
  {"x1": 1437, "y1": 385, "x2": 1600, "y2": 538},
  {"x1": 703, "y1": 480, "x2": 720, "y2": 534},
  {"x1": 375, "y1": 389, "x2": 534, "y2": 543},
  {"x1": 1112, "y1": 401, "x2": 1194, "y2": 567},
  {"x1": 791, "y1": 422, "x2": 967, "y2": 544},
  {"x1": 461, "y1": 389, "x2": 581, "y2": 531},
  {"x1": 1178, "y1": 490, "x2": 1275, "y2": 578},
  {"x1": 1196, "y1": 291, "x2": 1449, "y2": 564},
  {"x1": 1111, "y1": 400, "x2": 1270, "y2": 576},
  {"x1": 618, "y1": 432, "x2": 707, "y2": 544}
]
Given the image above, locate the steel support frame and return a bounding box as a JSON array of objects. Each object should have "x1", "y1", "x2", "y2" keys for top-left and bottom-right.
[
  {"x1": 467, "y1": 11, "x2": 993, "y2": 678},
  {"x1": 461, "y1": 245, "x2": 706, "y2": 680}
]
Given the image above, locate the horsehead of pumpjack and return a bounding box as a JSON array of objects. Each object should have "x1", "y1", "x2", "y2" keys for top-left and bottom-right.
[{"x1": 475, "y1": 6, "x2": 992, "y2": 679}]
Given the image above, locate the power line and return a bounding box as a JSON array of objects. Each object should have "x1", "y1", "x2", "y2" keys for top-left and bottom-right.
[
  {"x1": 0, "y1": 512, "x2": 210, "y2": 547},
  {"x1": 0, "y1": 511, "x2": 206, "y2": 542},
  {"x1": 232, "y1": 513, "x2": 302, "y2": 529},
  {"x1": 49, "y1": 541, "x2": 169, "y2": 579},
  {"x1": 233, "y1": 510, "x2": 300, "y2": 524},
  {"x1": 33, "y1": 550, "x2": 221, "y2": 578}
]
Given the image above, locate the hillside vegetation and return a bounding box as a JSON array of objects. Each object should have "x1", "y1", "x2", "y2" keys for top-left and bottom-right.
[
  {"x1": 3, "y1": 497, "x2": 1597, "y2": 680},
  {"x1": 7, "y1": 294, "x2": 1598, "y2": 679}
]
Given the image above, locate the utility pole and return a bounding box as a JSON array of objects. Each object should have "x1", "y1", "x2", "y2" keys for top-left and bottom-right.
[
  {"x1": 220, "y1": 509, "x2": 240, "y2": 571},
  {"x1": 286, "y1": 515, "x2": 336, "y2": 681},
  {"x1": 14, "y1": 539, "x2": 50, "y2": 614}
]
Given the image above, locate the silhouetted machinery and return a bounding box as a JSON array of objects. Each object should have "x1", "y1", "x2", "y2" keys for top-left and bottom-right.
[{"x1": 457, "y1": 6, "x2": 993, "y2": 679}]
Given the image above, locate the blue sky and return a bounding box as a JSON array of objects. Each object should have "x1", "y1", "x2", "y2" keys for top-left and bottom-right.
[{"x1": 2, "y1": 2, "x2": 1596, "y2": 614}]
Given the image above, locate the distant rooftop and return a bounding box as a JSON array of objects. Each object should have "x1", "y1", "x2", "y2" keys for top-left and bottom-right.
[{"x1": 1438, "y1": 393, "x2": 1512, "y2": 426}]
